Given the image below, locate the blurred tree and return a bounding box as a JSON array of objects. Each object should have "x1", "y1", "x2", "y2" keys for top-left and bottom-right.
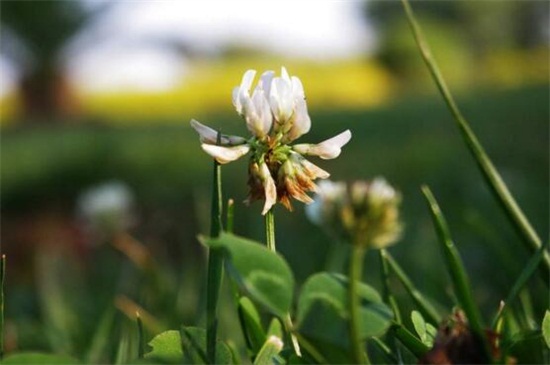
[
  {"x1": 1, "y1": 1, "x2": 107, "y2": 121},
  {"x1": 365, "y1": 0, "x2": 549, "y2": 88}
]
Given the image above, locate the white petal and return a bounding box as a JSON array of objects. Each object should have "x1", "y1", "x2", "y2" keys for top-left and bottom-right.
[
  {"x1": 293, "y1": 130, "x2": 352, "y2": 160},
  {"x1": 243, "y1": 89, "x2": 273, "y2": 138},
  {"x1": 291, "y1": 76, "x2": 305, "y2": 98},
  {"x1": 284, "y1": 98, "x2": 311, "y2": 142},
  {"x1": 232, "y1": 87, "x2": 242, "y2": 113},
  {"x1": 201, "y1": 144, "x2": 250, "y2": 164},
  {"x1": 301, "y1": 158, "x2": 330, "y2": 179},
  {"x1": 240, "y1": 69, "x2": 257, "y2": 92},
  {"x1": 270, "y1": 77, "x2": 294, "y2": 124},
  {"x1": 281, "y1": 66, "x2": 291, "y2": 83},
  {"x1": 260, "y1": 70, "x2": 274, "y2": 98},
  {"x1": 259, "y1": 162, "x2": 277, "y2": 215},
  {"x1": 190, "y1": 119, "x2": 246, "y2": 145}
]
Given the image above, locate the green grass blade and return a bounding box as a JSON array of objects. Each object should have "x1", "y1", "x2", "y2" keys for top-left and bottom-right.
[
  {"x1": 382, "y1": 250, "x2": 441, "y2": 326},
  {"x1": 0, "y1": 255, "x2": 4, "y2": 359},
  {"x1": 136, "y1": 312, "x2": 145, "y2": 359},
  {"x1": 390, "y1": 323, "x2": 429, "y2": 359},
  {"x1": 206, "y1": 132, "x2": 224, "y2": 364},
  {"x1": 84, "y1": 306, "x2": 115, "y2": 364},
  {"x1": 492, "y1": 241, "x2": 549, "y2": 329},
  {"x1": 379, "y1": 249, "x2": 402, "y2": 324},
  {"x1": 400, "y1": 0, "x2": 549, "y2": 284},
  {"x1": 421, "y1": 186, "x2": 491, "y2": 361}
]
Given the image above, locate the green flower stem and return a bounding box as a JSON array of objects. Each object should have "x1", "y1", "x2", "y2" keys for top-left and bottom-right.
[
  {"x1": 206, "y1": 133, "x2": 224, "y2": 364},
  {"x1": 265, "y1": 209, "x2": 276, "y2": 252},
  {"x1": 0, "y1": 254, "x2": 4, "y2": 359},
  {"x1": 401, "y1": 0, "x2": 549, "y2": 284},
  {"x1": 265, "y1": 209, "x2": 301, "y2": 357},
  {"x1": 349, "y1": 245, "x2": 368, "y2": 364},
  {"x1": 382, "y1": 250, "x2": 441, "y2": 326}
]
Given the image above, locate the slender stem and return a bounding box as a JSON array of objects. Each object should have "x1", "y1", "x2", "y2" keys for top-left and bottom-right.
[
  {"x1": 136, "y1": 312, "x2": 145, "y2": 358},
  {"x1": 206, "y1": 133, "x2": 224, "y2": 364},
  {"x1": 379, "y1": 249, "x2": 402, "y2": 324},
  {"x1": 348, "y1": 245, "x2": 368, "y2": 364},
  {"x1": 265, "y1": 209, "x2": 301, "y2": 356},
  {"x1": 265, "y1": 209, "x2": 276, "y2": 252},
  {"x1": 0, "y1": 254, "x2": 4, "y2": 359},
  {"x1": 401, "y1": 0, "x2": 549, "y2": 284}
]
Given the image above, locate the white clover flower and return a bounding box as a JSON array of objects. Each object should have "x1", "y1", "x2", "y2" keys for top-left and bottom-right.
[
  {"x1": 191, "y1": 67, "x2": 352, "y2": 215},
  {"x1": 307, "y1": 178, "x2": 402, "y2": 249}
]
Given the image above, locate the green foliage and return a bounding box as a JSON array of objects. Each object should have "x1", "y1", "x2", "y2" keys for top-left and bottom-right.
[
  {"x1": 296, "y1": 272, "x2": 392, "y2": 349},
  {"x1": 202, "y1": 232, "x2": 295, "y2": 317},
  {"x1": 144, "y1": 328, "x2": 232, "y2": 364},
  {"x1": 1, "y1": 353, "x2": 80, "y2": 364},
  {"x1": 543, "y1": 311, "x2": 550, "y2": 349},
  {"x1": 410, "y1": 311, "x2": 437, "y2": 347},
  {"x1": 238, "y1": 297, "x2": 267, "y2": 353}
]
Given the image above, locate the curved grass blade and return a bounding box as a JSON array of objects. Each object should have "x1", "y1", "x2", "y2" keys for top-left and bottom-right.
[
  {"x1": 422, "y1": 186, "x2": 490, "y2": 362},
  {"x1": 382, "y1": 250, "x2": 441, "y2": 326},
  {"x1": 401, "y1": 0, "x2": 549, "y2": 284},
  {"x1": 492, "y1": 241, "x2": 549, "y2": 329},
  {"x1": 390, "y1": 323, "x2": 429, "y2": 359}
]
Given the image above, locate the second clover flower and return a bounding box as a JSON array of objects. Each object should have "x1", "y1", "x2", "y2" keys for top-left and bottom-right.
[{"x1": 191, "y1": 67, "x2": 352, "y2": 215}]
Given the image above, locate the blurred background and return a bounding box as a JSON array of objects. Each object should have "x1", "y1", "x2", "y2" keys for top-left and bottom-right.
[{"x1": 1, "y1": 0, "x2": 548, "y2": 358}]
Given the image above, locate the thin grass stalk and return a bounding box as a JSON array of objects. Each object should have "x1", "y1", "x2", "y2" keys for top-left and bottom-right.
[
  {"x1": 383, "y1": 250, "x2": 441, "y2": 326},
  {"x1": 400, "y1": 0, "x2": 549, "y2": 284},
  {"x1": 390, "y1": 323, "x2": 429, "y2": 359},
  {"x1": 379, "y1": 249, "x2": 402, "y2": 324},
  {"x1": 349, "y1": 245, "x2": 368, "y2": 364},
  {"x1": 136, "y1": 312, "x2": 145, "y2": 359},
  {"x1": 0, "y1": 254, "x2": 4, "y2": 359},
  {"x1": 492, "y1": 241, "x2": 549, "y2": 329},
  {"x1": 422, "y1": 186, "x2": 491, "y2": 362},
  {"x1": 206, "y1": 132, "x2": 224, "y2": 364}
]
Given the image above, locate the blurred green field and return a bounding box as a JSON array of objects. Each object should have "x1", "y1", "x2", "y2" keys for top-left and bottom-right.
[{"x1": 1, "y1": 83, "x2": 548, "y2": 354}]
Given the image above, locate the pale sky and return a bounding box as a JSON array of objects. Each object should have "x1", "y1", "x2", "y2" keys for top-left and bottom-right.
[{"x1": 1, "y1": 0, "x2": 374, "y2": 96}]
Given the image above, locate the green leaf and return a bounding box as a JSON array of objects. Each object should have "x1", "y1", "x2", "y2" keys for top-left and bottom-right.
[
  {"x1": 505, "y1": 330, "x2": 548, "y2": 364},
  {"x1": 144, "y1": 328, "x2": 233, "y2": 364},
  {"x1": 145, "y1": 330, "x2": 182, "y2": 363},
  {"x1": 296, "y1": 272, "x2": 393, "y2": 348},
  {"x1": 202, "y1": 232, "x2": 294, "y2": 317},
  {"x1": 411, "y1": 311, "x2": 436, "y2": 347},
  {"x1": 253, "y1": 336, "x2": 284, "y2": 365},
  {"x1": 238, "y1": 297, "x2": 266, "y2": 353},
  {"x1": 390, "y1": 323, "x2": 429, "y2": 359},
  {"x1": 1, "y1": 353, "x2": 80, "y2": 364},
  {"x1": 543, "y1": 311, "x2": 550, "y2": 349},
  {"x1": 266, "y1": 318, "x2": 283, "y2": 339}
]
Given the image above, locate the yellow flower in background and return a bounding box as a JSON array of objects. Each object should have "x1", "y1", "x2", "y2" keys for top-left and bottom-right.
[{"x1": 191, "y1": 67, "x2": 351, "y2": 215}]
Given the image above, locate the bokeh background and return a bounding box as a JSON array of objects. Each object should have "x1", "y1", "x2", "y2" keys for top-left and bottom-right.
[{"x1": 1, "y1": 0, "x2": 548, "y2": 357}]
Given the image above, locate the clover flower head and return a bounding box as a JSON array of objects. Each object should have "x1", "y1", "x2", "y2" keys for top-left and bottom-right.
[
  {"x1": 306, "y1": 178, "x2": 402, "y2": 249},
  {"x1": 191, "y1": 67, "x2": 352, "y2": 215}
]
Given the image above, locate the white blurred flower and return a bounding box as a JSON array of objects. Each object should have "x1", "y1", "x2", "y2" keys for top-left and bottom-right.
[
  {"x1": 191, "y1": 67, "x2": 351, "y2": 214},
  {"x1": 77, "y1": 181, "x2": 135, "y2": 242},
  {"x1": 307, "y1": 178, "x2": 402, "y2": 249}
]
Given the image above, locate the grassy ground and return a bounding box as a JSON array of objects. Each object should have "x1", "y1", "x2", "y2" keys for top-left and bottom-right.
[{"x1": 1, "y1": 83, "x2": 548, "y2": 353}]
